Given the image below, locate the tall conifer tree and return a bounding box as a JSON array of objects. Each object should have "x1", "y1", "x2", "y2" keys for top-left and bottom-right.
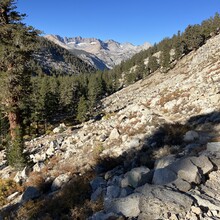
[{"x1": 0, "y1": 0, "x2": 39, "y2": 167}]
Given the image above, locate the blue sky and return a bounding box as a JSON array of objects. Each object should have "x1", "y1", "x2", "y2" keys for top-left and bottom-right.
[{"x1": 17, "y1": 0, "x2": 220, "y2": 45}]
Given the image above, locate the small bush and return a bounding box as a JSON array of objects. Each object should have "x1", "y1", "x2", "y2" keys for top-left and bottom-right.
[
  {"x1": 0, "y1": 179, "x2": 23, "y2": 206},
  {"x1": 162, "y1": 123, "x2": 190, "y2": 145}
]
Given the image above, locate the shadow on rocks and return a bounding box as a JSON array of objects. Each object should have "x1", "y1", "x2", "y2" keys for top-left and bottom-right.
[{"x1": 1, "y1": 111, "x2": 220, "y2": 219}]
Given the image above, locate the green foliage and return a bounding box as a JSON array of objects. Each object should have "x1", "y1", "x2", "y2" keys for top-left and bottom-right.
[
  {"x1": 104, "y1": 12, "x2": 220, "y2": 81},
  {"x1": 88, "y1": 73, "x2": 104, "y2": 112},
  {"x1": 36, "y1": 38, "x2": 96, "y2": 75},
  {"x1": 6, "y1": 126, "x2": 26, "y2": 169},
  {"x1": 0, "y1": 107, "x2": 9, "y2": 149},
  {"x1": 0, "y1": 178, "x2": 22, "y2": 206},
  {"x1": 183, "y1": 24, "x2": 205, "y2": 50},
  {"x1": 76, "y1": 96, "x2": 88, "y2": 122},
  {"x1": 159, "y1": 38, "x2": 172, "y2": 72},
  {"x1": 0, "y1": 0, "x2": 40, "y2": 167},
  {"x1": 147, "y1": 55, "x2": 159, "y2": 73}
]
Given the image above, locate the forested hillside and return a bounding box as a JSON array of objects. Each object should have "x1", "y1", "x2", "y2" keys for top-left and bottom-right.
[
  {"x1": 32, "y1": 37, "x2": 96, "y2": 76},
  {"x1": 107, "y1": 12, "x2": 220, "y2": 86}
]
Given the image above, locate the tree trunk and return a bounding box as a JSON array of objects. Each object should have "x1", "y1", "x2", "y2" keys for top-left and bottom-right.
[{"x1": 8, "y1": 110, "x2": 21, "y2": 140}]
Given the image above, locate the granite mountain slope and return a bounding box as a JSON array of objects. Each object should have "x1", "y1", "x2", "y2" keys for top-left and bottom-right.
[
  {"x1": 33, "y1": 37, "x2": 96, "y2": 75},
  {"x1": 1, "y1": 34, "x2": 220, "y2": 219},
  {"x1": 44, "y1": 35, "x2": 151, "y2": 70}
]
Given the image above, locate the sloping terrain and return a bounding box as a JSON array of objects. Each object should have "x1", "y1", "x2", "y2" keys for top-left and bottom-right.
[
  {"x1": 1, "y1": 34, "x2": 220, "y2": 219},
  {"x1": 45, "y1": 35, "x2": 151, "y2": 69},
  {"x1": 33, "y1": 37, "x2": 95, "y2": 75}
]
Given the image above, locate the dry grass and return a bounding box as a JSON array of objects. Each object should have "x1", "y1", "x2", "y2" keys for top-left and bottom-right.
[
  {"x1": 159, "y1": 91, "x2": 179, "y2": 106},
  {"x1": 92, "y1": 143, "x2": 104, "y2": 160},
  {"x1": 0, "y1": 179, "x2": 23, "y2": 206},
  {"x1": 162, "y1": 123, "x2": 189, "y2": 145},
  {"x1": 4, "y1": 171, "x2": 98, "y2": 220},
  {"x1": 117, "y1": 122, "x2": 146, "y2": 138}
]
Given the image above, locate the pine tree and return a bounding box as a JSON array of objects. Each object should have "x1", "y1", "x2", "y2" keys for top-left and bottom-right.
[
  {"x1": 147, "y1": 56, "x2": 159, "y2": 73},
  {"x1": 183, "y1": 25, "x2": 205, "y2": 51},
  {"x1": 88, "y1": 74, "x2": 104, "y2": 113},
  {"x1": 76, "y1": 96, "x2": 88, "y2": 122},
  {"x1": 0, "y1": 0, "x2": 40, "y2": 168}
]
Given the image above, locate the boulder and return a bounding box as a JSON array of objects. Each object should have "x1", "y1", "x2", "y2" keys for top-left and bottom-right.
[
  {"x1": 136, "y1": 184, "x2": 193, "y2": 219},
  {"x1": 109, "y1": 128, "x2": 120, "y2": 140},
  {"x1": 51, "y1": 173, "x2": 71, "y2": 191},
  {"x1": 53, "y1": 123, "x2": 66, "y2": 133},
  {"x1": 126, "y1": 138, "x2": 140, "y2": 149},
  {"x1": 152, "y1": 167, "x2": 177, "y2": 185},
  {"x1": 14, "y1": 167, "x2": 28, "y2": 183},
  {"x1": 184, "y1": 130, "x2": 199, "y2": 142},
  {"x1": 104, "y1": 166, "x2": 124, "y2": 180},
  {"x1": 46, "y1": 144, "x2": 55, "y2": 157},
  {"x1": 104, "y1": 193, "x2": 140, "y2": 217},
  {"x1": 123, "y1": 166, "x2": 151, "y2": 188},
  {"x1": 154, "y1": 154, "x2": 176, "y2": 169},
  {"x1": 21, "y1": 186, "x2": 40, "y2": 202},
  {"x1": 90, "y1": 177, "x2": 107, "y2": 191},
  {"x1": 33, "y1": 162, "x2": 46, "y2": 172},
  {"x1": 106, "y1": 185, "x2": 121, "y2": 199},
  {"x1": 91, "y1": 187, "x2": 103, "y2": 201},
  {"x1": 190, "y1": 156, "x2": 214, "y2": 174},
  {"x1": 49, "y1": 140, "x2": 59, "y2": 150},
  {"x1": 31, "y1": 153, "x2": 46, "y2": 163},
  {"x1": 168, "y1": 157, "x2": 201, "y2": 184},
  {"x1": 207, "y1": 142, "x2": 220, "y2": 152},
  {"x1": 170, "y1": 178, "x2": 192, "y2": 192}
]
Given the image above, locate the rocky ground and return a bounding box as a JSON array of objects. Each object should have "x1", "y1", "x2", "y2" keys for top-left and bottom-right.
[{"x1": 0, "y1": 34, "x2": 220, "y2": 219}]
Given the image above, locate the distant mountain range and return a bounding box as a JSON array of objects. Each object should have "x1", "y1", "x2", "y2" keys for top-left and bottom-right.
[
  {"x1": 44, "y1": 35, "x2": 151, "y2": 70},
  {"x1": 33, "y1": 37, "x2": 96, "y2": 75}
]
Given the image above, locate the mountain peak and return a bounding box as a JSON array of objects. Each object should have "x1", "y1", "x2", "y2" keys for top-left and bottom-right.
[{"x1": 44, "y1": 35, "x2": 151, "y2": 69}]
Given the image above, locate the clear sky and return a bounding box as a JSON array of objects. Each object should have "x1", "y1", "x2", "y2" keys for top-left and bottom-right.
[{"x1": 17, "y1": 0, "x2": 220, "y2": 45}]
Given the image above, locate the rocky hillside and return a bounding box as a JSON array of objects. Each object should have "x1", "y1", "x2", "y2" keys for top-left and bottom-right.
[
  {"x1": 1, "y1": 34, "x2": 220, "y2": 219},
  {"x1": 45, "y1": 35, "x2": 151, "y2": 70},
  {"x1": 34, "y1": 37, "x2": 95, "y2": 75}
]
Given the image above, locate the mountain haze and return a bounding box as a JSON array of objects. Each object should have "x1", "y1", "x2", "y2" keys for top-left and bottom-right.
[{"x1": 44, "y1": 35, "x2": 151, "y2": 70}]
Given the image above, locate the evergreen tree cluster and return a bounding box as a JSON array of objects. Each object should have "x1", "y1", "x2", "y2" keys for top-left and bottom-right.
[{"x1": 108, "y1": 13, "x2": 220, "y2": 85}]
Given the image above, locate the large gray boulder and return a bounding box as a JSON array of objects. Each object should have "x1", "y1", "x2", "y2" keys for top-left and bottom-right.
[
  {"x1": 152, "y1": 167, "x2": 177, "y2": 185},
  {"x1": 190, "y1": 170, "x2": 220, "y2": 213},
  {"x1": 168, "y1": 157, "x2": 201, "y2": 184},
  {"x1": 136, "y1": 184, "x2": 193, "y2": 219},
  {"x1": 154, "y1": 154, "x2": 176, "y2": 169},
  {"x1": 153, "y1": 156, "x2": 202, "y2": 187},
  {"x1": 90, "y1": 177, "x2": 107, "y2": 191},
  {"x1": 122, "y1": 166, "x2": 151, "y2": 188},
  {"x1": 207, "y1": 142, "x2": 220, "y2": 152},
  {"x1": 190, "y1": 156, "x2": 213, "y2": 174},
  {"x1": 21, "y1": 186, "x2": 40, "y2": 202},
  {"x1": 183, "y1": 130, "x2": 199, "y2": 142},
  {"x1": 170, "y1": 178, "x2": 192, "y2": 192},
  {"x1": 106, "y1": 185, "x2": 121, "y2": 199},
  {"x1": 104, "y1": 193, "x2": 140, "y2": 217}
]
